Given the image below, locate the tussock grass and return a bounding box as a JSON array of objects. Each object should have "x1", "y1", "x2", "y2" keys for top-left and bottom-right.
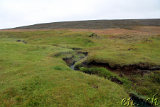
[
  {"x1": 0, "y1": 30, "x2": 129, "y2": 107},
  {"x1": 0, "y1": 29, "x2": 160, "y2": 106}
]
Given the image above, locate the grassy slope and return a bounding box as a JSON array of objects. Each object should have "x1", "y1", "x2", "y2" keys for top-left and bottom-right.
[
  {"x1": 0, "y1": 30, "x2": 129, "y2": 107},
  {"x1": 87, "y1": 34, "x2": 160, "y2": 66},
  {"x1": 0, "y1": 29, "x2": 160, "y2": 106}
]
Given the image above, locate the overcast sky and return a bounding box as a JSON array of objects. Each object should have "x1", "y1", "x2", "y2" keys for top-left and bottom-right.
[{"x1": 0, "y1": 0, "x2": 160, "y2": 29}]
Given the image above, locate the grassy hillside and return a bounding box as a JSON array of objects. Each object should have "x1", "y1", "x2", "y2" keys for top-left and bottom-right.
[
  {"x1": 13, "y1": 19, "x2": 160, "y2": 29},
  {"x1": 0, "y1": 29, "x2": 160, "y2": 106},
  {"x1": 0, "y1": 30, "x2": 130, "y2": 107}
]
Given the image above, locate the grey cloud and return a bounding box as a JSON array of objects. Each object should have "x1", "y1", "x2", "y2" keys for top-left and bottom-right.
[{"x1": 0, "y1": 0, "x2": 160, "y2": 29}]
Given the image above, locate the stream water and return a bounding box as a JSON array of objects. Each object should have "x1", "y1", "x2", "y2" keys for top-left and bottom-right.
[
  {"x1": 62, "y1": 51, "x2": 88, "y2": 70},
  {"x1": 70, "y1": 64, "x2": 75, "y2": 70},
  {"x1": 63, "y1": 51, "x2": 154, "y2": 107}
]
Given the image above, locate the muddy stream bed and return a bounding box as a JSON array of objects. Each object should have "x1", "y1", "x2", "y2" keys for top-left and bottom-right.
[{"x1": 62, "y1": 49, "x2": 155, "y2": 107}]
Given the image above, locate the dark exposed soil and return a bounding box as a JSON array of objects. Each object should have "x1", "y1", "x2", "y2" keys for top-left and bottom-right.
[
  {"x1": 79, "y1": 60, "x2": 160, "y2": 76},
  {"x1": 62, "y1": 50, "x2": 158, "y2": 107},
  {"x1": 71, "y1": 48, "x2": 82, "y2": 50},
  {"x1": 63, "y1": 56, "x2": 75, "y2": 66},
  {"x1": 62, "y1": 50, "x2": 160, "y2": 77},
  {"x1": 62, "y1": 51, "x2": 88, "y2": 67},
  {"x1": 63, "y1": 53, "x2": 124, "y2": 85},
  {"x1": 129, "y1": 93, "x2": 154, "y2": 107},
  {"x1": 110, "y1": 77, "x2": 123, "y2": 84},
  {"x1": 16, "y1": 40, "x2": 27, "y2": 44}
]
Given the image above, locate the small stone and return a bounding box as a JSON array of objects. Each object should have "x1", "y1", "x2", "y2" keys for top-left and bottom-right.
[{"x1": 16, "y1": 40, "x2": 21, "y2": 42}]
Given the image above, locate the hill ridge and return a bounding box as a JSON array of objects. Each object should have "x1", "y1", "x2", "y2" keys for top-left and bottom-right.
[{"x1": 14, "y1": 19, "x2": 160, "y2": 29}]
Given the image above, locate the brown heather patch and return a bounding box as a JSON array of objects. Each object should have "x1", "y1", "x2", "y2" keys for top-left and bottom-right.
[
  {"x1": 68, "y1": 28, "x2": 150, "y2": 35},
  {"x1": 132, "y1": 26, "x2": 160, "y2": 34},
  {"x1": 1, "y1": 26, "x2": 160, "y2": 35}
]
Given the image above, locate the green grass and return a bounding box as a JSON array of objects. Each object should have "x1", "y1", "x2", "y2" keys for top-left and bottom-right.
[
  {"x1": 0, "y1": 30, "x2": 129, "y2": 107},
  {"x1": 86, "y1": 35, "x2": 160, "y2": 67},
  {"x1": 0, "y1": 29, "x2": 160, "y2": 106},
  {"x1": 79, "y1": 67, "x2": 131, "y2": 87},
  {"x1": 131, "y1": 71, "x2": 160, "y2": 99}
]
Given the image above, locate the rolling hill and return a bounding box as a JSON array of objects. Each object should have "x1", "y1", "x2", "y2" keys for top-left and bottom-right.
[
  {"x1": 14, "y1": 19, "x2": 160, "y2": 29},
  {"x1": 1, "y1": 19, "x2": 160, "y2": 106}
]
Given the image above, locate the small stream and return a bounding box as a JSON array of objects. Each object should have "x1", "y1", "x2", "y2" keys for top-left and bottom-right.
[
  {"x1": 70, "y1": 64, "x2": 75, "y2": 70},
  {"x1": 62, "y1": 51, "x2": 88, "y2": 70},
  {"x1": 63, "y1": 51, "x2": 154, "y2": 107}
]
